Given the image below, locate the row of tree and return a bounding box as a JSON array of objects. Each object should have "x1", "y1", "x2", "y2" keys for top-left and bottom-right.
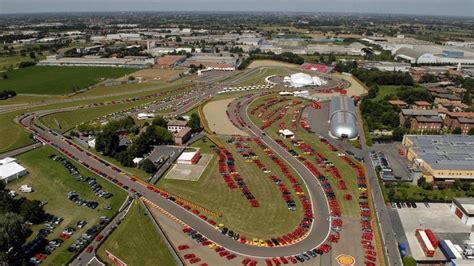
[{"x1": 0, "y1": 90, "x2": 17, "y2": 100}]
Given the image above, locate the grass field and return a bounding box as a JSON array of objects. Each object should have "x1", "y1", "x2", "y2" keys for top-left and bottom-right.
[
  {"x1": 6, "y1": 146, "x2": 127, "y2": 265},
  {"x1": 39, "y1": 101, "x2": 147, "y2": 133},
  {"x1": 97, "y1": 202, "x2": 176, "y2": 266},
  {"x1": 248, "y1": 95, "x2": 362, "y2": 217},
  {"x1": 0, "y1": 66, "x2": 136, "y2": 95},
  {"x1": 157, "y1": 137, "x2": 306, "y2": 239},
  {"x1": 0, "y1": 111, "x2": 34, "y2": 153}
]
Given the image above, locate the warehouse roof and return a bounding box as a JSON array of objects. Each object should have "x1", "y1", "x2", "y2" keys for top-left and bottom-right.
[{"x1": 405, "y1": 135, "x2": 474, "y2": 170}]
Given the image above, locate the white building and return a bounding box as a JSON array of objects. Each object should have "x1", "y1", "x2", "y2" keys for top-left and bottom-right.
[
  {"x1": 451, "y1": 198, "x2": 474, "y2": 225},
  {"x1": 285, "y1": 73, "x2": 327, "y2": 88},
  {"x1": 167, "y1": 120, "x2": 188, "y2": 133},
  {"x1": 177, "y1": 150, "x2": 201, "y2": 165},
  {"x1": 0, "y1": 157, "x2": 27, "y2": 183}
]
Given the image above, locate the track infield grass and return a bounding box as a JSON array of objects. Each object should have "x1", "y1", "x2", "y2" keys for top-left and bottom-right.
[{"x1": 157, "y1": 136, "x2": 307, "y2": 240}]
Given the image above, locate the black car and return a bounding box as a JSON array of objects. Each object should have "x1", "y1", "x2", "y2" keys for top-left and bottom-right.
[{"x1": 221, "y1": 227, "x2": 228, "y2": 235}]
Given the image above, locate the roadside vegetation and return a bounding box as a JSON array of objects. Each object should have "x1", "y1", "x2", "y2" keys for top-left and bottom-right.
[{"x1": 97, "y1": 203, "x2": 176, "y2": 266}]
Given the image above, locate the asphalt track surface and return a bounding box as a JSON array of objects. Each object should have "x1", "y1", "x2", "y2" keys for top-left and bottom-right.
[{"x1": 15, "y1": 93, "x2": 331, "y2": 258}]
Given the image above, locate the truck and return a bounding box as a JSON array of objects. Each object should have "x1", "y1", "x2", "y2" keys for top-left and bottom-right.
[
  {"x1": 415, "y1": 229, "x2": 435, "y2": 257},
  {"x1": 439, "y1": 239, "x2": 462, "y2": 260},
  {"x1": 425, "y1": 229, "x2": 439, "y2": 248}
]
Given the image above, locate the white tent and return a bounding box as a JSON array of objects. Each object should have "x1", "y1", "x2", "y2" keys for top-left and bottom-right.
[
  {"x1": 288, "y1": 73, "x2": 327, "y2": 87},
  {"x1": 0, "y1": 157, "x2": 27, "y2": 183}
]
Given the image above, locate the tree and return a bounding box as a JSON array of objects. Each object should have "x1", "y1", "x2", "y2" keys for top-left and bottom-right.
[
  {"x1": 468, "y1": 128, "x2": 474, "y2": 135},
  {"x1": 388, "y1": 189, "x2": 396, "y2": 201},
  {"x1": 187, "y1": 113, "x2": 201, "y2": 132},
  {"x1": 152, "y1": 116, "x2": 167, "y2": 128},
  {"x1": 452, "y1": 127, "x2": 462, "y2": 135},
  {"x1": 18, "y1": 199, "x2": 45, "y2": 224},
  {"x1": 29, "y1": 51, "x2": 36, "y2": 60},
  {"x1": 1, "y1": 74, "x2": 7, "y2": 80},
  {"x1": 139, "y1": 159, "x2": 157, "y2": 173},
  {"x1": 0, "y1": 212, "x2": 27, "y2": 262},
  {"x1": 392, "y1": 127, "x2": 407, "y2": 141}
]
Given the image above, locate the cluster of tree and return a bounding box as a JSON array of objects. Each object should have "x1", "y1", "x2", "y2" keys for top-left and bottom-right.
[
  {"x1": 95, "y1": 117, "x2": 173, "y2": 169},
  {"x1": 18, "y1": 61, "x2": 36, "y2": 68},
  {"x1": 418, "y1": 73, "x2": 438, "y2": 83},
  {"x1": 238, "y1": 51, "x2": 304, "y2": 70},
  {"x1": 189, "y1": 64, "x2": 205, "y2": 73},
  {"x1": 396, "y1": 86, "x2": 433, "y2": 104},
  {"x1": 352, "y1": 68, "x2": 414, "y2": 86},
  {"x1": 0, "y1": 90, "x2": 17, "y2": 100},
  {"x1": 187, "y1": 113, "x2": 202, "y2": 132},
  {"x1": 463, "y1": 78, "x2": 474, "y2": 105},
  {"x1": 0, "y1": 182, "x2": 47, "y2": 263},
  {"x1": 334, "y1": 61, "x2": 358, "y2": 73},
  {"x1": 360, "y1": 98, "x2": 400, "y2": 131}
]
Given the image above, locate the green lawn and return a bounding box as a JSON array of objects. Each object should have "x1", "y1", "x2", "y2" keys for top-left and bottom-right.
[
  {"x1": 157, "y1": 136, "x2": 306, "y2": 239},
  {"x1": 0, "y1": 66, "x2": 136, "y2": 95},
  {"x1": 0, "y1": 111, "x2": 34, "y2": 153},
  {"x1": 97, "y1": 202, "x2": 176, "y2": 266},
  {"x1": 248, "y1": 95, "x2": 362, "y2": 217},
  {"x1": 7, "y1": 146, "x2": 127, "y2": 265}
]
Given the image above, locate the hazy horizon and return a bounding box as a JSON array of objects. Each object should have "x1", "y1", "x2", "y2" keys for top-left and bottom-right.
[{"x1": 0, "y1": 0, "x2": 473, "y2": 17}]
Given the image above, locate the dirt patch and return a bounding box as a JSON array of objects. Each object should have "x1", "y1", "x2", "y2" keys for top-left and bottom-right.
[
  {"x1": 203, "y1": 98, "x2": 248, "y2": 136},
  {"x1": 248, "y1": 60, "x2": 299, "y2": 69},
  {"x1": 119, "y1": 69, "x2": 184, "y2": 82}
]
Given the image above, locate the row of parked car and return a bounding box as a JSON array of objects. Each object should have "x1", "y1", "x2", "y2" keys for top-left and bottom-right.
[
  {"x1": 51, "y1": 155, "x2": 113, "y2": 199},
  {"x1": 391, "y1": 201, "x2": 422, "y2": 209},
  {"x1": 67, "y1": 191, "x2": 99, "y2": 209}
]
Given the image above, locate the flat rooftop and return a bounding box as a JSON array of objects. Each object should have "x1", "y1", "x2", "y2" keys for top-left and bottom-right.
[
  {"x1": 453, "y1": 198, "x2": 474, "y2": 216},
  {"x1": 405, "y1": 135, "x2": 474, "y2": 171},
  {"x1": 397, "y1": 203, "x2": 471, "y2": 262}
]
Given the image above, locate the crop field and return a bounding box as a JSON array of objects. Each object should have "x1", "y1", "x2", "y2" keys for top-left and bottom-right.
[
  {"x1": 0, "y1": 66, "x2": 136, "y2": 95},
  {"x1": 7, "y1": 146, "x2": 126, "y2": 265},
  {"x1": 97, "y1": 202, "x2": 176, "y2": 266},
  {"x1": 157, "y1": 136, "x2": 308, "y2": 239}
]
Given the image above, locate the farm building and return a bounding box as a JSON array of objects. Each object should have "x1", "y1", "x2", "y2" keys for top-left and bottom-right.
[
  {"x1": 177, "y1": 150, "x2": 201, "y2": 165},
  {"x1": 0, "y1": 157, "x2": 27, "y2": 183}
]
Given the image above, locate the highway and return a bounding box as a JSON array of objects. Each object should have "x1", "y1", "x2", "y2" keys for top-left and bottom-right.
[{"x1": 15, "y1": 94, "x2": 333, "y2": 258}]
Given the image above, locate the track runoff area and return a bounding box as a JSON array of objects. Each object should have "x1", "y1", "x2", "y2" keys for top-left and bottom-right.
[{"x1": 17, "y1": 88, "x2": 380, "y2": 265}]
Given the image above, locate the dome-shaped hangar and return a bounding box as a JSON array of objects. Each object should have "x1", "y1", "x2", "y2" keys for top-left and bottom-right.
[{"x1": 329, "y1": 95, "x2": 358, "y2": 140}]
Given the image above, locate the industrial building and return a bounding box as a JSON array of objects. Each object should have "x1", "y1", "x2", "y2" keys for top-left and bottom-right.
[
  {"x1": 393, "y1": 46, "x2": 474, "y2": 65},
  {"x1": 403, "y1": 135, "x2": 474, "y2": 181},
  {"x1": 0, "y1": 157, "x2": 27, "y2": 183},
  {"x1": 38, "y1": 55, "x2": 154, "y2": 68},
  {"x1": 328, "y1": 95, "x2": 358, "y2": 140}
]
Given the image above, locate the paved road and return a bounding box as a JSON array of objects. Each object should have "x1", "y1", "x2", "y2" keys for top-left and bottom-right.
[
  {"x1": 15, "y1": 100, "x2": 332, "y2": 258},
  {"x1": 232, "y1": 94, "x2": 332, "y2": 254},
  {"x1": 0, "y1": 142, "x2": 43, "y2": 159}
]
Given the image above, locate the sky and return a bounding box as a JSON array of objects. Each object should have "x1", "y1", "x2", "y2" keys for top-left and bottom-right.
[{"x1": 0, "y1": 0, "x2": 473, "y2": 17}]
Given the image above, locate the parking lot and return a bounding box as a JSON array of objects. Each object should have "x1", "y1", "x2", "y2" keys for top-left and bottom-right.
[
  {"x1": 370, "y1": 143, "x2": 412, "y2": 181},
  {"x1": 396, "y1": 203, "x2": 471, "y2": 261}
]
